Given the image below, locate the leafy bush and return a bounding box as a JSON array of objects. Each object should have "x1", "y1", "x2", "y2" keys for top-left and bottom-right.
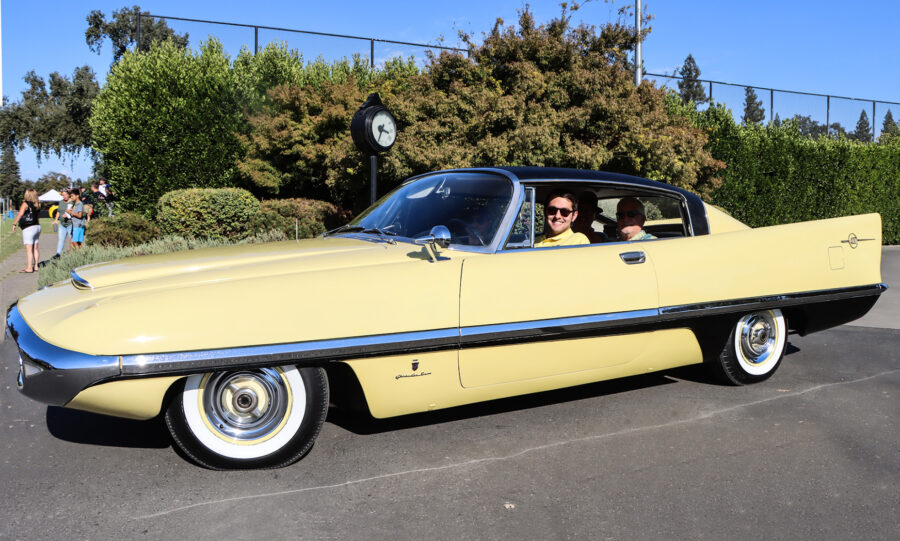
[
  {"x1": 84, "y1": 212, "x2": 159, "y2": 247},
  {"x1": 90, "y1": 39, "x2": 243, "y2": 214},
  {"x1": 37, "y1": 231, "x2": 286, "y2": 288},
  {"x1": 250, "y1": 198, "x2": 350, "y2": 239},
  {"x1": 157, "y1": 188, "x2": 260, "y2": 240}
]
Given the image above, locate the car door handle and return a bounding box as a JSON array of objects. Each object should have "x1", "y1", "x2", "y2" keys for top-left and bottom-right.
[{"x1": 619, "y1": 251, "x2": 646, "y2": 265}]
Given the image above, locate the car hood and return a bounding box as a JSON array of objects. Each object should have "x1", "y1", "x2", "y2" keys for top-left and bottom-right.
[{"x1": 17, "y1": 236, "x2": 467, "y2": 356}]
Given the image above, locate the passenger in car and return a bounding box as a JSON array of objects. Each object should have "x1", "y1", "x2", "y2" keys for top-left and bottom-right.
[
  {"x1": 616, "y1": 197, "x2": 657, "y2": 241},
  {"x1": 535, "y1": 190, "x2": 589, "y2": 247},
  {"x1": 572, "y1": 191, "x2": 608, "y2": 243}
]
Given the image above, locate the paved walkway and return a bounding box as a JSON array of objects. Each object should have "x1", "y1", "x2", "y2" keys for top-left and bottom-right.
[{"x1": 0, "y1": 232, "x2": 49, "y2": 315}]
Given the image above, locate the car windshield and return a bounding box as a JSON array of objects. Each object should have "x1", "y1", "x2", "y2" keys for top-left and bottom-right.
[{"x1": 347, "y1": 172, "x2": 515, "y2": 248}]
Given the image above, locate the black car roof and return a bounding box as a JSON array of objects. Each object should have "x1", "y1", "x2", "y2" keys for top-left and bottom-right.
[
  {"x1": 491, "y1": 166, "x2": 710, "y2": 236},
  {"x1": 496, "y1": 166, "x2": 685, "y2": 193}
]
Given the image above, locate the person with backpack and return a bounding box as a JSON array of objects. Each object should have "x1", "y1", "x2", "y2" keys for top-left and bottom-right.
[{"x1": 10, "y1": 188, "x2": 42, "y2": 273}]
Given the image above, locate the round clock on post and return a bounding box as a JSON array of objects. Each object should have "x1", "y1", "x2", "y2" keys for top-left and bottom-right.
[{"x1": 351, "y1": 93, "x2": 397, "y2": 204}]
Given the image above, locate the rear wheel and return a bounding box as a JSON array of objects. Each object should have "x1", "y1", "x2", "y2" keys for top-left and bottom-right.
[
  {"x1": 165, "y1": 365, "x2": 328, "y2": 469},
  {"x1": 710, "y1": 309, "x2": 787, "y2": 385}
]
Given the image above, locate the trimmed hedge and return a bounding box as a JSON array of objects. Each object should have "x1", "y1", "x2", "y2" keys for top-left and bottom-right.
[
  {"x1": 699, "y1": 105, "x2": 900, "y2": 244},
  {"x1": 157, "y1": 188, "x2": 260, "y2": 240},
  {"x1": 85, "y1": 212, "x2": 160, "y2": 247}
]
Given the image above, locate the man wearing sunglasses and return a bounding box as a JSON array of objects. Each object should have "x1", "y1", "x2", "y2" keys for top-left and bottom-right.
[
  {"x1": 616, "y1": 197, "x2": 656, "y2": 241},
  {"x1": 535, "y1": 190, "x2": 589, "y2": 247}
]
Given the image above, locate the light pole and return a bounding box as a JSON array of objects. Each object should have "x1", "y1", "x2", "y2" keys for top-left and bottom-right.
[{"x1": 634, "y1": 0, "x2": 642, "y2": 86}]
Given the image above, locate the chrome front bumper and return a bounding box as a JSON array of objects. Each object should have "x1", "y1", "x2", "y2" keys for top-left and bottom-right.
[{"x1": 6, "y1": 304, "x2": 120, "y2": 406}]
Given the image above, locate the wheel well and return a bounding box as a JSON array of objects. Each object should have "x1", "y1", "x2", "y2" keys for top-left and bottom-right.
[
  {"x1": 159, "y1": 376, "x2": 188, "y2": 418},
  {"x1": 324, "y1": 362, "x2": 371, "y2": 414}
]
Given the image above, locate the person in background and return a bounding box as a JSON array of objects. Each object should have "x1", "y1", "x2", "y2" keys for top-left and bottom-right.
[
  {"x1": 69, "y1": 190, "x2": 86, "y2": 249},
  {"x1": 97, "y1": 178, "x2": 115, "y2": 216},
  {"x1": 83, "y1": 182, "x2": 104, "y2": 221},
  {"x1": 52, "y1": 189, "x2": 73, "y2": 259},
  {"x1": 572, "y1": 191, "x2": 608, "y2": 243},
  {"x1": 616, "y1": 197, "x2": 657, "y2": 241},
  {"x1": 10, "y1": 188, "x2": 42, "y2": 273}
]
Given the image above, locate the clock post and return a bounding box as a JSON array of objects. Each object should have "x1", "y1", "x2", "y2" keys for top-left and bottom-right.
[{"x1": 350, "y1": 93, "x2": 397, "y2": 205}]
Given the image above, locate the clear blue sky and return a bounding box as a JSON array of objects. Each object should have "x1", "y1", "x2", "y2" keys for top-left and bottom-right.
[{"x1": 2, "y1": 0, "x2": 898, "y2": 182}]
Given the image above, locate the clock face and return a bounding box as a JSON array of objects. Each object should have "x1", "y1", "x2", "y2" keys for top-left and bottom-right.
[{"x1": 370, "y1": 110, "x2": 397, "y2": 149}]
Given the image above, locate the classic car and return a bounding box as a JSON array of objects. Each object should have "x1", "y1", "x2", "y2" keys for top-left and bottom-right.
[{"x1": 6, "y1": 167, "x2": 886, "y2": 469}]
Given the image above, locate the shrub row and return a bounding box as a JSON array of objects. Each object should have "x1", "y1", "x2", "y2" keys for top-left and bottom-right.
[
  {"x1": 698, "y1": 105, "x2": 900, "y2": 244},
  {"x1": 252, "y1": 198, "x2": 351, "y2": 239},
  {"x1": 85, "y1": 212, "x2": 160, "y2": 247},
  {"x1": 75, "y1": 189, "x2": 347, "y2": 257},
  {"x1": 157, "y1": 188, "x2": 261, "y2": 240}
]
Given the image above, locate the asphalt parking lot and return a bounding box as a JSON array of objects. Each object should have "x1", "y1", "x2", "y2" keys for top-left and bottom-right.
[{"x1": 1, "y1": 243, "x2": 897, "y2": 540}]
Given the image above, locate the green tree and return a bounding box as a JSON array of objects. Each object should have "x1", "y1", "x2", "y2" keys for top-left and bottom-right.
[
  {"x1": 852, "y1": 109, "x2": 873, "y2": 142},
  {"x1": 33, "y1": 172, "x2": 73, "y2": 194},
  {"x1": 784, "y1": 115, "x2": 825, "y2": 138},
  {"x1": 741, "y1": 87, "x2": 765, "y2": 125},
  {"x1": 86, "y1": 5, "x2": 189, "y2": 64},
  {"x1": 880, "y1": 109, "x2": 900, "y2": 142},
  {"x1": 0, "y1": 146, "x2": 24, "y2": 203},
  {"x1": 827, "y1": 122, "x2": 847, "y2": 138},
  {"x1": 677, "y1": 54, "x2": 707, "y2": 105},
  {"x1": 239, "y1": 8, "x2": 723, "y2": 210},
  {"x1": 90, "y1": 39, "x2": 243, "y2": 214},
  {"x1": 0, "y1": 66, "x2": 100, "y2": 160}
]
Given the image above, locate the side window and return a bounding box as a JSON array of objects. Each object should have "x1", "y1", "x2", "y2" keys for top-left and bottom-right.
[
  {"x1": 600, "y1": 194, "x2": 688, "y2": 241},
  {"x1": 640, "y1": 196, "x2": 687, "y2": 238},
  {"x1": 504, "y1": 187, "x2": 536, "y2": 249}
]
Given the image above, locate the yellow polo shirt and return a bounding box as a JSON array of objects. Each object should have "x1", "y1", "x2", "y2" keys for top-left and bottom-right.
[{"x1": 535, "y1": 229, "x2": 589, "y2": 248}]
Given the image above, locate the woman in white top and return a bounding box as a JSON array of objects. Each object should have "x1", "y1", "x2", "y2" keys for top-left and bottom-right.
[{"x1": 11, "y1": 188, "x2": 42, "y2": 273}]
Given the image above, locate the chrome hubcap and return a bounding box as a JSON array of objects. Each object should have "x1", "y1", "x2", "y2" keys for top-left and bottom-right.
[
  {"x1": 739, "y1": 312, "x2": 777, "y2": 364},
  {"x1": 203, "y1": 369, "x2": 289, "y2": 441}
]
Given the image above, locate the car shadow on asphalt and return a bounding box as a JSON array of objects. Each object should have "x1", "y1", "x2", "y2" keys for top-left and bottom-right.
[
  {"x1": 45, "y1": 406, "x2": 170, "y2": 448},
  {"x1": 327, "y1": 371, "x2": 682, "y2": 436}
]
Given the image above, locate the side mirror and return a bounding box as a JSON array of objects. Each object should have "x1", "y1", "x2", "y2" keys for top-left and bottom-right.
[{"x1": 414, "y1": 225, "x2": 451, "y2": 249}]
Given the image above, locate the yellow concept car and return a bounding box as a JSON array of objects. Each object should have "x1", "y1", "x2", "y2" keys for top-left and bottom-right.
[{"x1": 6, "y1": 168, "x2": 886, "y2": 469}]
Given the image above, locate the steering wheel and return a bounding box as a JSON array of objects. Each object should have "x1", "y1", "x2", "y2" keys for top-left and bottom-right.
[{"x1": 445, "y1": 218, "x2": 485, "y2": 246}]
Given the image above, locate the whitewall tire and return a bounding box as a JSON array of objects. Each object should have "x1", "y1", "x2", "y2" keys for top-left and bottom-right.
[
  {"x1": 713, "y1": 309, "x2": 787, "y2": 385},
  {"x1": 165, "y1": 365, "x2": 328, "y2": 469}
]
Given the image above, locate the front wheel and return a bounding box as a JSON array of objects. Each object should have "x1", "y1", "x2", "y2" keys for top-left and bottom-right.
[
  {"x1": 710, "y1": 309, "x2": 787, "y2": 385},
  {"x1": 165, "y1": 365, "x2": 328, "y2": 469}
]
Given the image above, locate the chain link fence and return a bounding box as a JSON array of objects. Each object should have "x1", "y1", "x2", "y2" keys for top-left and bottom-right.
[
  {"x1": 645, "y1": 73, "x2": 900, "y2": 140},
  {"x1": 138, "y1": 14, "x2": 897, "y2": 140},
  {"x1": 140, "y1": 13, "x2": 468, "y2": 69}
]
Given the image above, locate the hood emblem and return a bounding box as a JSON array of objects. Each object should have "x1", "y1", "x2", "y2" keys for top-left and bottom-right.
[{"x1": 411, "y1": 360, "x2": 419, "y2": 371}]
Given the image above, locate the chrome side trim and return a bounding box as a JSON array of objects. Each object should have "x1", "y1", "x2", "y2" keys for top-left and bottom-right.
[
  {"x1": 70, "y1": 270, "x2": 93, "y2": 290},
  {"x1": 120, "y1": 328, "x2": 461, "y2": 375},
  {"x1": 6, "y1": 283, "x2": 886, "y2": 406},
  {"x1": 659, "y1": 283, "x2": 887, "y2": 320},
  {"x1": 459, "y1": 309, "x2": 659, "y2": 347}
]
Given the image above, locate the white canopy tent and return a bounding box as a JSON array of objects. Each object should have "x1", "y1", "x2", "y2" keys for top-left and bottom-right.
[{"x1": 38, "y1": 189, "x2": 64, "y2": 203}]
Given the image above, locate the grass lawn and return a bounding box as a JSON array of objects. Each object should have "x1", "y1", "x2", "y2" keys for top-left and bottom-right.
[{"x1": 0, "y1": 218, "x2": 55, "y2": 265}]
